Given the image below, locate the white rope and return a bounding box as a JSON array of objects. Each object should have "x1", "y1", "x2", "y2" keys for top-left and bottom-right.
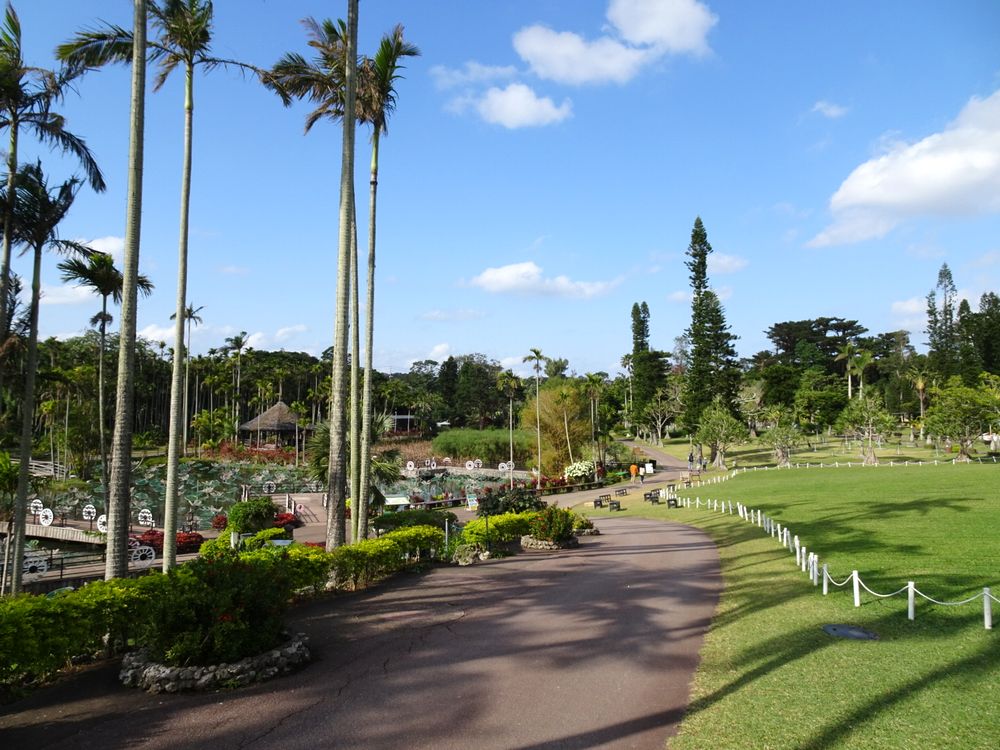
[
  {"x1": 857, "y1": 579, "x2": 910, "y2": 598},
  {"x1": 989, "y1": 592, "x2": 1000, "y2": 604},
  {"x1": 826, "y1": 572, "x2": 854, "y2": 587},
  {"x1": 912, "y1": 588, "x2": 985, "y2": 607}
]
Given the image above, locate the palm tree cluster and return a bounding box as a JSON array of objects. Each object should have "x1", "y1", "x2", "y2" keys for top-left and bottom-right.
[{"x1": 0, "y1": 1, "x2": 419, "y2": 592}]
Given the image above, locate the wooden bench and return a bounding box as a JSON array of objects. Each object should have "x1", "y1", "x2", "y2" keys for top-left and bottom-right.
[
  {"x1": 667, "y1": 496, "x2": 679, "y2": 508},
  {"x1": 643, "y1": 490, "x2": 663, "y2": 504},
  {"x1": 608, "y1": 499, "x2": 622, "y2": 511},
  {"x1": 594, "y1": 493, "x2": 611, "y2": 509},
  {"x1": 614, "y1": 488, "x2": 629, "y2": 497}
]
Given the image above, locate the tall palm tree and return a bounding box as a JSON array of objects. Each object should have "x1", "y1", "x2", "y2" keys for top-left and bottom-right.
[
  {"x1": 854, "y1": 349, "x2": 874, "y2": 398},
  {"x1": 496, "y1": 370, "x2": 521, "y2": 489},
  {"x1": 834, "y1": 342, "x2": 857, "y2": 400},
  {"x1": 223, "y1": 330, "x2": 247, "y2": 426},
  {"x1": 8, "y1": 161, "x2": 90, "y2": 594},
  {"x1": 908, "y1": 365, "x2": 929, "y2": 440},
  {"x1": 584, "y1": 372, "x2": 605, "y2": 471},
  {"x1": 523, "y1": 348, "x2": 545, "y2": 487},
  {"x1": 57, "y1": 252, "x2": 153, "y2": 497},
  {"x1": 269, "y1": 5, "x2": 359, "y2": 549},
  {"x1": 170, "y1": 303, "x2": 202, "y2": 453},
  {"x1": 0, "y1": 2, "x2": 105, "y2": 399},
  {"x1": 59, "y1": 0, "x2": 259, "y2": 569},
  {"x1": 355, "y1": 25, "x2": 419, "y2": 540},
  {"x1": 104, "y1": 0, "x2": 147, "y2": 581}
]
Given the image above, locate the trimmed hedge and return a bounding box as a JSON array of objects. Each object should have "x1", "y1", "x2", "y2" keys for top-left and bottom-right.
[
  {"x1": 1, "y1": 525, "x2": 446, "y2": 688},
  {"x1": 459, "y1": 511, "x2": 540, "y2": 546}
]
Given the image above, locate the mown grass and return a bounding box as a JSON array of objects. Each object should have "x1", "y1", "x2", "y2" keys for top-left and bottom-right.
[
  {"x1": 576, "y1": 464, "x2": 1000, "y2": 750},
  {"x1": 647, "y1": 434, "x2": 987, "y2": 471}
]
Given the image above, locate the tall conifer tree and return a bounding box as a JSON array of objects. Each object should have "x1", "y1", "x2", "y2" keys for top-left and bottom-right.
[{"x1": 682, "y1": 217, "x2": 739, "y2": 436}]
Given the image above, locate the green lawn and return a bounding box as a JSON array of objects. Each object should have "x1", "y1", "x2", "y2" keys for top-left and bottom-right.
[{"x1": 577, "y1": 464, "x2": 1000, "y2": 750}]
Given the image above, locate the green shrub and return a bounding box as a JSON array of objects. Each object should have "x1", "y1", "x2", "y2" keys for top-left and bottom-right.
[
  {"x1": 460, "y1": 511, "x2": 540, "y2": 545},
  {"x1": 372, "y1": 508, "x2": 456, "y2": 533},
  {"x1": 241, "y1": 526, "x2": 291, "y2": 551},
  {"x1": 386, "y1": 525, "x2": 445, "y2": 558},
  {"x1": 134, "y1": 555, "x2": 292, "y2": 666},
  {"x1": 431, "y1": 428, "x2": 534, "y2": 464},
  {"x1": 240, "y1": 544, "x2": 333, "y2": 593},
  {"x1": 529, "y1": 506, "x2": 576, "y2": 542},
  {"x1": 0, "y1": 578, "x2": 146, "y2": 686},
  {"x1": 328, "y1": 537, "x2": 404, "y2": 589},
  {"x1": 476, "y1": 486, "x2": 546, "y2": 517},
  {"x1": 571, "y1": 511, "x2": 594, "y2": 530},
  {"x1": 226, "y1": 497, "x2": 277, "y2": 534}
]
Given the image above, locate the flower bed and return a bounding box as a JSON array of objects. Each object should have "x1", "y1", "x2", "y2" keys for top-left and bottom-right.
[{"x1": 120, "y1": 632, "x2": 310, "y2": 693}]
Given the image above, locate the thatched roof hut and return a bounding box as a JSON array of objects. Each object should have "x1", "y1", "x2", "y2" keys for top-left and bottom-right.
[{"x1": 239, "y1": 401, "x2": 302, "y2": 434}]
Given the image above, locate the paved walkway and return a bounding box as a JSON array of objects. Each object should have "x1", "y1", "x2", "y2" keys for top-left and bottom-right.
[{"x1": 0, "y1": 515, "x2": 720, "y2": 750}]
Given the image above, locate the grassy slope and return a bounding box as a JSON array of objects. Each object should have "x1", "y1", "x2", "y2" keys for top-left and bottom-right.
[{"x1": 581, "y1": 464, "x2": 1000, "y2": 750}]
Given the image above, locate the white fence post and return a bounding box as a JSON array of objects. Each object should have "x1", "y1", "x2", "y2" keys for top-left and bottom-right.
[
  {"x1": 985, "y1": 588, "x2": 993, "y2": 630},
  {"x1": 801, "y1": 547, "x2": 807, "y2": 572},
  {"x1": 908, "y1": 581, "x2": 915, "y2": 621},
  {"x1": 853, "y1": 570, "x2": 861, "y2": 607},
  {"x1": 822, "y1": 564, "x2": 829, "y2": 595},
  {"x1": 794, "y1": 535, "x2": 800, "y2": 563}
]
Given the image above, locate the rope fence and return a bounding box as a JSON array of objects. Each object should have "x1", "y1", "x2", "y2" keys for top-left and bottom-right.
[{"x1": 675, "y1": 476, "x2": 996, "y2": 630}]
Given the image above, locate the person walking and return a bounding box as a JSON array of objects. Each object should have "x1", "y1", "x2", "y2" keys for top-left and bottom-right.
[{"x1": 629, "y1": 463, "x2": 638, "y2": 483}]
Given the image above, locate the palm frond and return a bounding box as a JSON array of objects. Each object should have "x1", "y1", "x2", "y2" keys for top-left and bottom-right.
[
  {"x1": 27, "y1": 114, "x2": 106, "y2": 191},
  {"x1": 55, "y1": 26, "x2": 134, "y2": 69}
]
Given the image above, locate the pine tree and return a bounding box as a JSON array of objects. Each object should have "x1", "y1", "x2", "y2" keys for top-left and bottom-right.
[
  {"x1": 926, "y1": 263, "x2": 959, "y2": 378},
  {"x1": 681, "y1": 217, "x2": 739, "y2": 436}
]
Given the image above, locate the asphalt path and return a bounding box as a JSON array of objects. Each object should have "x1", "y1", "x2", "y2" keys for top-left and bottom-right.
[{"x1": 1, "y1": 515, "x2": 719, "y2": 750}]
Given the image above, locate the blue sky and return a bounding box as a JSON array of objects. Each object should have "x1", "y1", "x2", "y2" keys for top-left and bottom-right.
[{"x1": 14, "y1": 0, "x2": 1000, "y2": 378}]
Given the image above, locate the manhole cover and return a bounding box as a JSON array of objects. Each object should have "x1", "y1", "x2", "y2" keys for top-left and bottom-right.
[{"x1": 823, "y1": 624, "x2": 878, "y2": 640}]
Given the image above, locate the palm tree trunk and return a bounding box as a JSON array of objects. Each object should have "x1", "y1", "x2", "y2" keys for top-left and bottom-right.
[
  {"x1": 163, "y1": 61, "x2": 194, "y2": 571},
  {"x1": 98, "y1": 299, "x2": 109, "y2": 505},
  {"x1": 563, "y1": 407, "x2": 573, "y2": 464},
  {"x1": 534, "y1": 372, "x2": 541, "y2": 487},
  {"x1": 326, "y1": 0, "x2": 358, "y2": 550},
  {"x1": 183, "y1": 318, "x2": 191, "y2": 455},
  {"x1": 358, "y1": 130, "x2": 381, "y2": 540},
  {"x1": 106, "y1": 0, "x2": 147, "y2": 580},
  {"x1": 508, "y1": 395, "x2": 514, "y2": 489},
  {"x1": 0, "y1": 125, "x2": 18, "y2": 410},
  {"x1": 10, "y1": 244, "x2": 43, "y2": 593},
  {"x1": 0, "y1": 126, "x2": 17, "y2": 341},
  {"x1": 350, "y1": 213, "x2": 360, "y2": 542}
]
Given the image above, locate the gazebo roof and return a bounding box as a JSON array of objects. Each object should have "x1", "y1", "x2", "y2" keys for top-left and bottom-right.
[{"x1": 239, "y1": 401, "x2": 301, "y2": 433}]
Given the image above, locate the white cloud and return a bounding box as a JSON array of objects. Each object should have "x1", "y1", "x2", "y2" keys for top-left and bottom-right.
[
  {"x1": 892, "y1": 297, "x2": 924, "y2": 316},
  {"x1": 513, "y1": 25, "x2": 651, "y2": 85},
  {"x1": 469, "y1": 260, "x2": 618, "y2": 298},
  {"x1": 428, "y1": 343, "x2": 451, "y2": 361},
  {"x1": 419, "y1": 308, "x2": 485, "y2": 321},
  {"x1": 38, "y1": 284, "x2": 94, "y2": 306},
  {"x1": 812, "y1": 100, "x2": 848, "y2": 119},
  {"x1": 430, "y1": 61, "x2": 518, "y2": 89},
  {"x1": 138, "y1": 323, "x2": 177, "y2": 344},
  {"x1": 84, "y1": 235, "x2": 125, "y2": 264},
  {"x1": 607, "y1": 0, "x2": 717, "y2": 54},
  {"x1": 809, "y1": 88, "x2": 1000, "y2": 247},
  {"x1": 512, "y1": 0, "x2": 715, "y2": 86},
  {"x1": 219, "y1": 265, "x2": 249, "y2": 276},
  {"x1": 275, "y1": 324, "x2": 307, "y2": 342},
  {"x1": 476, "y1": 83, "x2": 572, "y2": 128},
  {"x1": 709, "y1": 253, "x2": 748, "y2": 274},
  {"x1": 246, "y1": 332, "x2": 268, "y2": 349},
  {"x1": 668, "y1": 290, "x2": 690, "y2": 302},
  {"x1": 891, "y1": 297, "x2": 926, "y2": 332}
]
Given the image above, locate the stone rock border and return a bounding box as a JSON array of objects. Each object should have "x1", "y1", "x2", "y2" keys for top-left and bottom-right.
[
  {"x1": 575, "y1": 528, "x2": 601, "y2": 536},
  {"x1": 520, "y1": 535, "x2": 580, "y2": 550},
  {"x1": 120, "y1": 632, "x2": 310, "y2": 694}
]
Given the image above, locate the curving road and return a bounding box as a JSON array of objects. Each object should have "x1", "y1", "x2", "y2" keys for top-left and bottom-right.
[{"x1": 2, "y1": 515, "x2": 719, "y2": 750}]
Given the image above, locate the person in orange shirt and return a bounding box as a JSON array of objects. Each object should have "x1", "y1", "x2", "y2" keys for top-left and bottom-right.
[{"x1": 629, "y1": 463, "x2": 638, "y2": 483}]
